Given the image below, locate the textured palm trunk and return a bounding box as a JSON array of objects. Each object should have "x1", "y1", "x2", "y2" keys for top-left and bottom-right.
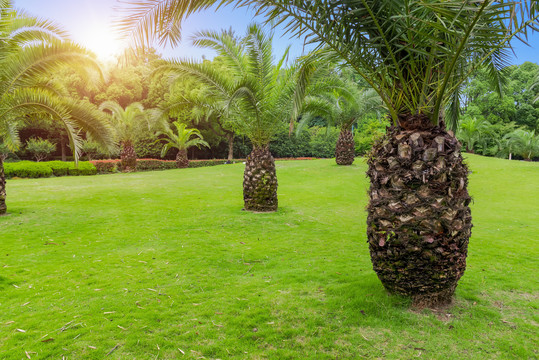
[
  {"x1": 0, "y1": 157, "x2": 6, "y2": 215},
  {"x1": 243, "y1": 145, "x2": 278, "y2": 212},
  {"x1": 367, "y1": 118, "x2": 472, "y2": 308},
  {"x1": 176, "y1": 149, "x2": 189, "y2": 168},
  {"x1": 226, "y1": 133, "x2": 235, "y2": 162},
  {"x1": 335, "y1": 129, "x2": 355, "y2": 165},
  {"x1": 120, "y1": 140, "x2": 137, "y2": 171}
]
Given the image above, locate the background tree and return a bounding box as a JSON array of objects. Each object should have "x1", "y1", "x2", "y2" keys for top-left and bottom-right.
[
  {"x1": 25, "y1": 138, "x2": 55, "y2": 162},
  {"x1": 117, "y1": 0, "x2": 539, "y2": 306},
  {"x1": 0, "y1": 4, "x2": 114, "y2": 215},
  {"x1": 156, "y1": 120, "x2": 209, "y2": 168},
  {"x1": 300, "y1": 86, "x2": 382, "y2": 165}
]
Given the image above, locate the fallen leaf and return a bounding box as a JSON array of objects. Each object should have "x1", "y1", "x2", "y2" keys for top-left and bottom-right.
[
  {"x1": 88, "y1": 346, "x2": 96, "y2": 349},
  {"x1": 41, "y1": 338, "x2": 54, "y2": 343}
]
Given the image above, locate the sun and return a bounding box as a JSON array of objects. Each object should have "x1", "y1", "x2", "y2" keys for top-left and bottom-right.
[{"x1": 80, "y1": 25, "x2": 127, "y2": 62}]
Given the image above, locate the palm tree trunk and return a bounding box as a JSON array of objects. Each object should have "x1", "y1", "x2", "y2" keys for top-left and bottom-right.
[
  {"x1": 335, "y1": 128, "x2": 355, "y2": 165},
  {"x1": 60, "y1": 136, "x2": 67, "y2": 161},
  {"x1": 0, "y1": 157, "x2": 7, "y2": 215},
  {"x1": 243, "y1": 145, "x2": 278, "y2": 212},
  {"x1": 120, "y1": 140, "x2": 137, "y2": 171},
  {"x1": 227, "y1": 133, "x2": 235, "y2": 162},
  {"x1": 176, "y1": 149, "x2": 189, "y2": 168},
  {"x1": 367, "y1": 121, "x2": 472, "y2": 308}
]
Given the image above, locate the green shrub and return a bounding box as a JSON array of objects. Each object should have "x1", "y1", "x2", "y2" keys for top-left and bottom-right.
[
  {"x1": 136, "y1": 159, "x2": 176, "y2": 171},
  {"x1": 270, "y1": 126, "x2": 312, "y2": 158},
  {"x1": 354, "y1": 117, "x2": 389, "y2": 155},
  {"x1": 188, "y1": 159, "x2": 230, "y2": 168},
  {"x1": 309, "y1": 126, "x2": 339, "y2": 158},
  {"x1": 68, "y1": 162, "x2": 97, "y2": 176},
  {"x1": 4, "y1": 161, "x2": 53, "y2": 178},
  {"x1": 3, "y1": 161, "x2": 97, "y2": 178},
  {"x1": 47, "y1": 161, "x2": 71, "y2": 176}
]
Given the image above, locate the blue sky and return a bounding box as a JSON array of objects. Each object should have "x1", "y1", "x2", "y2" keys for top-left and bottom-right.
[{"x1": 14, "y1": 0, "x2": 539, "y2": 66}]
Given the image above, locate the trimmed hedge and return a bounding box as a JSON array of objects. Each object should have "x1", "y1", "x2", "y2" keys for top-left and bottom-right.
[
  {"x1": 188, "y1": 159, "x2": 231, "y2": 168},
  {"x1": 4, "y1": 161, "x2": 97, "y2": 179},
  {"x1": 136, "y1": 159, "x2": 176, "y2": 171},
  {"x1": 4, "y1": 161, "x2": 53, "y2": 178},
  {"x1": 4, "y1": 158, "x2": 316, "y2": 179}
]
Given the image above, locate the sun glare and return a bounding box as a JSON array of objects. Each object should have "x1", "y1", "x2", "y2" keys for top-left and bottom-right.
[{"x1": 80, "y1": 26, "x2": 127, "y2": 62}]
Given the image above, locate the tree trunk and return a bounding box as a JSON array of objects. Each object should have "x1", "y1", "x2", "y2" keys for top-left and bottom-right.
[
  {"x1": 120, "y1": 140, "x2": 137, "y2": 171},
  {"x1": 243, "y1": 145, "x2": 278, "y2": 212},
  {"x1": 0, "y1": 157, "x2": 6, "y2": 215},
  {"x1": 176, "y1": 149, "x2": 189, "y2": 168},
  {"x1": 366, "y1": 120, "x2": 472, "y2": 308},
  {"x1": 335, "y1": 129, "x2": 355, "y2": 165},
  {"x1": 60, "y1": 137, "x2": 66, "y2": 162},
  {"x1": 227, "y1": 133, "x2": 235, "y2": 162}
]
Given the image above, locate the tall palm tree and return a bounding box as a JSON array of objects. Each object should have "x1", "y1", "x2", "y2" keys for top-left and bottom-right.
[
  {"x1": 300, "y1": 86, "x2": 383, "y2": 165},
  {"x1": 99, "y1": 101, "x2": 152, "y2": 170},
  {"x1": 160, "y1": 58, "x2": 238, "y2": 162},
  {"x1": 156, "y1": 120, "x2": 209, "y2": 168},
  {"x1": 118, "y1": 1, "x2": 539, "y2": 306},
  {"x1": 0, "y1": 3, "x2": 114, "y2": 215},
  {"x1": 153, "y1": 25, "x2": 315, "y2": 211}
]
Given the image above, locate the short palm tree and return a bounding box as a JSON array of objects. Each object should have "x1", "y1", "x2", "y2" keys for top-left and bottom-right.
[
  {"x1": 0, "y1": 3, "x2": 114, "y2": 215},
  {"x1": 300, "y1": 86, "x2": 383, "y2": 165},
  {"x1": 504, "y1": 129, "x2": 539, "y2": 161},
  {"x1": 153, "y1": 25, "x2": 316, "y2": 211},
  {"x1": 118, "y1": 1, "x2": 539, "y2": 306},
  {"x1": 156, "y1": 120, "x2": 209, "y2": 168},
  {"x1": 457, "y1": 117, "x2": 493, "y2": 153},
  {"x1": 99, "y1": 101, "x2": 151, "y2": 170}
]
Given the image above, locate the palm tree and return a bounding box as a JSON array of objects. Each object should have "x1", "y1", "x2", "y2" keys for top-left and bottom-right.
[
  {"x1": 504, "y1": 129, "x2": 539, "y2": 161},
  {"x1": 0, "y1": 3, "x2": 114, "y2": 215},
  {"x1": 118, "y1": 1, "x2": 539, "y2": 306},
  {"x1": 300, "y1": 86, "x2": 383, "y2": 165},
  {"x1": 457, "y1": 117, "x2": 493, "y2": 153},
  {"x1": 99, "y1": 101, "x2": 152, "y2": 170},
  {"x1": 156, "y1": 120, "x2": 209, "y2": 168},
  {"x1": 153, "y1": 25, "x2": 315, "y2": 211},
  {"x1": 161, "y1": 59, "x2": 238, "y2": 162}
]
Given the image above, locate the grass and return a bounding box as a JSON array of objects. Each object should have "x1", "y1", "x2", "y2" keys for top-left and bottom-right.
[{"x1": 0, "y1": 155, "x2": 537, "y2": 359}]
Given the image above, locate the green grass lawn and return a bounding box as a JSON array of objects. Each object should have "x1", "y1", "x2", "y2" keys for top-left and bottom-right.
[{"x1": 1, "y1": 155, "x2": 537, "y2": 359}]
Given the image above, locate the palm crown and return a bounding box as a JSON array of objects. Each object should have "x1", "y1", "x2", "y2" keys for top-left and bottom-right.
[
  {"x1": 157, "y1": 24, "x2": 315, "y2": 148},
  {"x1": 0, "y1": 4, "x2": 114, "y2": 158},
  {"x1": 118, "y1": 0, "x2": 539, "y2": 131},
  {"x1": 156, "y1": 120, "x2": 209, "y2": 158}
]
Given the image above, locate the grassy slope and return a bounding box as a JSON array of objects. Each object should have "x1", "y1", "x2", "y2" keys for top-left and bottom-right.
[{"x1": 0, "y1": 155, "x2": 537, "y2": 359}]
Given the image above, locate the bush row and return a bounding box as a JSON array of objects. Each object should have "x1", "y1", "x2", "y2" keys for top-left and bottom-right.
[
  {"x1": 4, "y1": 157, "x2": 319, "y2": 179},
  {"x1": 4, "y1": 161, "x2": 97, "y2": 179}
]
